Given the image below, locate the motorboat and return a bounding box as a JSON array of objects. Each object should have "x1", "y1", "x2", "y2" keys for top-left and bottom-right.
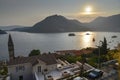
[{"x1": 68, "y1": 33, "x2": 75, "y2": 36}]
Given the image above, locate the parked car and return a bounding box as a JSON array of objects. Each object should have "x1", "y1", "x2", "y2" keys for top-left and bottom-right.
[{"x1": 87, "y1": 69, "x2": 103, "y2": 79}]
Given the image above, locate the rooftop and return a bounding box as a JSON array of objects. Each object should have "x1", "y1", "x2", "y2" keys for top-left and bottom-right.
[
  {"x1": 34, "y1": 60, "x2": 95, "y2": 80},
  {"x1": 7, "y1": 54, "x2": 57, "y2": 66}
]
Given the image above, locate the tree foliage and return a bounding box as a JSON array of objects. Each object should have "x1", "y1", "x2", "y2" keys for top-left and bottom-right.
[
  {"x1": 0, "y1": 66, "x2": 8, "y2": 75},
  {"x1": 93, "y1": 37, "x2": 108, "y2": 56},
  {"x1": 101, "y1": 37, "x2": 108, "y2": 55},
  {"x1": 58, "y1": 54, "x2": 82, "y2": 63},
  {"x1": 29, "y1": 49, "x2": 41, "y2": 57}
]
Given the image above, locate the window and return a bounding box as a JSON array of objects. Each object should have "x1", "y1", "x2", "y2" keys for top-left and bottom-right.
[
  {"x1": 16, "y1": 67, "x2": 19, "y2": 72},
  {"x1": 38, "y1": 66, "x2": 41, "y2": 72},
  {"x1": 16, "y1": 66, "x2": 25, "y2": 72},
  {"x1": 19, "y1": 75, "x2": 23, "y2": 80}
]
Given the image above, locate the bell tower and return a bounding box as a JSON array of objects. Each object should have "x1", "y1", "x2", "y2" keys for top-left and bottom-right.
[{"x1": 8, "y1": 34, "x2": 15, "y2": 60}]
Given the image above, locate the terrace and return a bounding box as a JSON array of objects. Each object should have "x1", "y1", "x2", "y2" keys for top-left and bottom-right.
[{"x1": 34, "y1": 60, "x2": 95, "y2": 80}]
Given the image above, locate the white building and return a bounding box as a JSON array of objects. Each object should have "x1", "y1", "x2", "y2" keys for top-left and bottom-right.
[
  {"x1": 7, "y1": 54, "x2": 57, "y2": 80},
  {"x1": 7, "y1": 35, "x2": 57, "y2": 80}
]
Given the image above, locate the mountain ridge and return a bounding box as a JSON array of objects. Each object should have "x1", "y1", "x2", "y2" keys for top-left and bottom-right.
[
  {"x1": 86, "y1": 14, "x2": 120, "y2": 32},
  {"x1": 2, "y1": 14, "x2": 120, "y2": 32},
  {"x1": 16, "y1": 14, "x2": 89, "y2": 33},
  {"x1": 0, "y1": 29, "x2": 7, "y2": 34},
  {"x1": 0, "y1": 25, "x2": 29, "y2": 31}
]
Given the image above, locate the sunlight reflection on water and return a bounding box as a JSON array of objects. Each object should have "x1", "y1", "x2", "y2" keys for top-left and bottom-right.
[{"x1": 76, "y1": 31, "x2": 96, "y2": 48}]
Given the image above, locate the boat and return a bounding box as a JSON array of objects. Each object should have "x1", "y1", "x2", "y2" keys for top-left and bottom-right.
[
  {"x1": 93, "y1": 38, "x2": 95, "y2": 42},
  {"x1": 111, "y1": 35, "x2": 117, "y2": 38},
  {"x1": 68, "y1": 33, "x2": 75, "y2": 36},
  {"x1": 86, "y1": 33, "x2": 90, "y2": 35}
]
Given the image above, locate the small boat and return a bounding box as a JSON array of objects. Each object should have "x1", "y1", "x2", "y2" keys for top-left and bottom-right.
[
  {"x1": 93, "y1": 38, "x2": 95, "y2": 42},
  {"x1": 86, "y1": 33, "x2": 90, "y2": 35},
  {"x1": 68, "y1": 33, "x2": 75, "y2": 36},
  {"x1": 111, "y1": 35, "x2": 117, "y2": 38}
]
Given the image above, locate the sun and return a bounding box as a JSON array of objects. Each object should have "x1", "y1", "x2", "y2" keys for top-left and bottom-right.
[
  {"x1": 85, "y1": 7, "x2": 92, "y2": 12},
  {"x1": 85, "y1": 6, "x2": 92, "y2": 15}
]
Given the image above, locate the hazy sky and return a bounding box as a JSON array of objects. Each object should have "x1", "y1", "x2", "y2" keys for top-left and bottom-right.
[{"x1": 0, "y1": 0, "x2": 120, "y2": 26}]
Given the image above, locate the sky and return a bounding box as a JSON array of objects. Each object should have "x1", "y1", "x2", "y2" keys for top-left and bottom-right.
[{"x1": 0, "y1": 0, "x2": 120, "y2": 26}]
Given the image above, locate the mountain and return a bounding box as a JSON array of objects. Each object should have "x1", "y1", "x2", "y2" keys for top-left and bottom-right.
[
  {"x1": 86, "y1": 14, "x2": 120, "y2": 32},
  {"x1": 11, "y1": 27, "x2": 30, "y2": 31},
  {"x1": 0, "y1": 25, "x2": 29, "y2": 31},
  {"x1": 10, "y1": 14, "x2": 120, "y2": 32},
  {"x1": 16, "y1": 15, "x2": 89, "y2": 33},
  {"x1": 0, "y1": 29, "x2": 7, "y2": 34}
]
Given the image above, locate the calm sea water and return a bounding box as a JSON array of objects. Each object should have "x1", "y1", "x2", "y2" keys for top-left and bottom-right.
[{"x1": 0, "y1": 31, "x2": 120, "y2": 60}]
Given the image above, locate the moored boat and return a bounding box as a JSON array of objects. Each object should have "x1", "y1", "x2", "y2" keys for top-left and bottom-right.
[
  {"x1": 68, "y1": 33, "x2": 75, "y2": 36},
  {"x1": 111, "y1": 35, "x2": 117, "y2": 38}
]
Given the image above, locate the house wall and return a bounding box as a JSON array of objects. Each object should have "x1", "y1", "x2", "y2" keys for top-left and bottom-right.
[
  {"x1": 33, "y1": 60, "x2": 46, "y2": 73},
  {"x1": 8, "y1": 60, "x2": 57, "y2": 80},
  {"x1": 33, "y1": 60, "x2": 57, "y2": 74},
  {"x1": 8, "y1": 63, "x2": 34, "y2": 80}
]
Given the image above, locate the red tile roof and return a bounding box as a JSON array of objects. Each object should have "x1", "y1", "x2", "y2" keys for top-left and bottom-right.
[
  {"x1": 56, "y1": 48, "x2": 95, "y2": 56},
  {"x1": 7, "y1": 54, "x2": 57, "y2": 66}
]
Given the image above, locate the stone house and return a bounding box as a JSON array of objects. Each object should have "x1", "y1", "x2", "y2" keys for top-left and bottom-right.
[{"x1": 7, "y1": 34, "x2": 57, "y2": 80}]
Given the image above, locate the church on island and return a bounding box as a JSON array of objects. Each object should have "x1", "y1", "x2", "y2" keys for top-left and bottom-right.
[{"x1": 7, "y1": 34, "x2": 58, "y2": 80}]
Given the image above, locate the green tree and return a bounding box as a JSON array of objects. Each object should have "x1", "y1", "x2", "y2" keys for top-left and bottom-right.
[
  {"x1": 0, "y1": 66, "x2": 8, "y2": 75},
  {"x1": 29, "y1": 49, "x2": 41, "y2": 57},
  {"x1": 101, "y1": 37, "x2": 108, "y2": 55}
]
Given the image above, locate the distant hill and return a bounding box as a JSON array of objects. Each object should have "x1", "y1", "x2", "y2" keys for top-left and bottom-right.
[
  {"x1": 7, "y1": 14, "x2": 120, "y2": 32},
  {"x1": 0, "y1": 29, "x2": 7, "y2": 34},
  {"x1": 0, "y1": 25, "x2": 29, "y2": 31},
  {"x1": 85, "y1": 14, "x2": 120, "y2": 32},
  {"x1": 11, "y1": 27, "x2": 30, "y2": 31},
  {"x1": 14, "y1": 15, "x2": 89, "y2": 33}
]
